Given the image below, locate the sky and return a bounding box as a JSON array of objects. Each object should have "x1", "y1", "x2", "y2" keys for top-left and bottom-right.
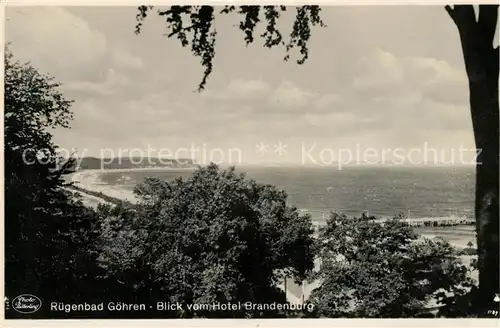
[{"x1": 6, "y1": 5, "x2": 498, "y2": 165}]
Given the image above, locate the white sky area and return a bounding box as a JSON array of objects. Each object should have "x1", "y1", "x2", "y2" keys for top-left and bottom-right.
[{"x1": 6, "y1": 6, "x2": 498, "y2": 165}]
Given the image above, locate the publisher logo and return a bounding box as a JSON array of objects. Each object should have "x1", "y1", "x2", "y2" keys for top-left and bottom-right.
[{"x1": 12, "y1": 294, "x2": 42, "y2": 314}]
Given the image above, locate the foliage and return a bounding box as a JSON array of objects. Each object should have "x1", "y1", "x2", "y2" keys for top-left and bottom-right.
[
  {"x1": 307, "y1": 212, "x2": 475, "y2": 318},
  {"x1": 69, "y1": 184, "x2": 131, "y2": 206},
  {"x1": 96, "y1": 163, "x2": 315, "y2": 318},
  {"x1": 420, "y1": 220, "x2": 474, "y2": 227},
  {"x1": 135, "y1": 5, "x2": 325, "y2": 90},
  {"x1": 459, "y1": 248, "x2": 477, "y2": 256},
  {"x1": 4, "y1": 47, "x2": 104, "y2": 318}
]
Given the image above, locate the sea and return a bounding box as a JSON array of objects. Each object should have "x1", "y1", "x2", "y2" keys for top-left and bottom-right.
[{"x1": 97, "y1": 165, "x2": 475, "y2": 221}]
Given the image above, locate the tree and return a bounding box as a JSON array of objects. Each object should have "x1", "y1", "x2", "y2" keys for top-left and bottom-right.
[
  {"x1": 97, "y1": 164, "x2": 315, "y2": 318},
  {"x1": 4, "y1": 47, "x2": 103, "y2": 318},
  {"x1": 307, "y1": 212, "x2": 475, "y2": 318},
  {"x1": 134, "y1": 5, "x2": 499, "y2": 314},
  {"x1": 444, "y1": 5, "x2": 499, "y2": 313}
]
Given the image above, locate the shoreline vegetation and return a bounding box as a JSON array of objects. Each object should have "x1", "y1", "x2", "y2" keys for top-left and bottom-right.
[{"x1": 66, "y1": 184, "x2": 131, "y2": 207}]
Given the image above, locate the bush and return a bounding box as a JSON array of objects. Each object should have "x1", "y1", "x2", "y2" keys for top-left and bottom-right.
[
  {"x1": 459, "y1": 248, "x2": 477, "y2": 256},
  {"x1": 97, "y1": 163, "x2": 315, "y2": 318},
  {"x1": 307, "y1": 213, "x2": 474, "y2": 318}
]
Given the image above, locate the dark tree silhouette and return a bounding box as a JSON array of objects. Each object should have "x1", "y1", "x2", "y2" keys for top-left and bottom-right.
[
  {"x1": 309, "y1": 213, "x2": 474, "y2": 317},
  {"x1": 444, "y1": 5, "x2": 499, "y2": 315},
  {"x1": 97, "y1": 164, "x2": 315, "y2": 318},
  {"x1": 134, "y1": 5, "x2": 499, "y2": 314},
  {"x1": 4, "y1": 47, "x2": 105, "y2": 318}
]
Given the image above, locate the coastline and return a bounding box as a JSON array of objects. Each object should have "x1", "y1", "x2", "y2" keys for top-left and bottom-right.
[
  {"x1": 69, "y1": 169, "x2": 137, "y2": 204},
  {"x1": 66, "y1": 167, "x2": 478, "y2": 302},
  {"x1": 69, "y1": 167, "x2": 198, "y2": 203},
  {"x1": 64, "y1": 186, "x2": 114, "y2": 209},
  {"x1": 67, "y1": 168, "x2": 477, "y2": 248},
  {"x1": 67, "y1": 167, "x2": 197, "y2": 205},
  {"x1": 70, "y1": 167, "x2": 195, "y2": 183}
]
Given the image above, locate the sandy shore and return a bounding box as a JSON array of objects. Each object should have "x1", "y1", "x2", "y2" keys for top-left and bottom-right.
[
  {"x1": 69, "y1": 167, "x2": 198, "y2": 204},
  {"x1": 70, "y1": 169, "x2": 137, "y2": 203},
  {"x1": 69, "y1": 167, "x2": 196, "y2": 181},
  {"x1": 64, "y1": 186, "x2": 113, "y2": 209},
  {"x1": 68, "y1": 167, "x2": 196, "y2": 203}
]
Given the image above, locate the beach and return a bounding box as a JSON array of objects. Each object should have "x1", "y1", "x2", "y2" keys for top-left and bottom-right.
[
  {"x1": 68, "y1": 168, "x2": 198, "y2": 207},
  {"x1": 69, "y1": 169, "x2": 140, "y2": 204}
]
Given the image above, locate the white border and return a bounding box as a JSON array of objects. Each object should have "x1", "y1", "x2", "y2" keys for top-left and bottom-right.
[
  {"x1": 3, "y1": 0, "x2": 500, "y2": 5},
  {"x1": 2, "y1": 319, "x2": 500, "y2": 328},
  {"x1": 1, "y1": 0, "x2": 499, "y2": 327}
]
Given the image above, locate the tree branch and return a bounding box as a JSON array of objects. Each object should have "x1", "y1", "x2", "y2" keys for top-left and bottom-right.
[
  {"x1": 135, "y1": 5, "x2": 154, "y2": 34},
  {"x1": 445, "y1": 5, "x2": 477, "y2": 30},
  {"x1": 135, "y1": 5, "x2": 324, "y2": 91},
  {"x1": 166, "y1": 24, "x2": 196, "y2": 38},
  {"x1": 445, "y1": 5, "x2": 457, "y2": 25}
]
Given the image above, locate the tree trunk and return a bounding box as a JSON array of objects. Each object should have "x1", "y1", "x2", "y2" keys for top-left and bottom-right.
[
  {"x1": 471, "y1": 69, "x2": 499, "y2": 314},
  {"x1": 447, "y1": 5, "x2": 499, "y2": 315}
]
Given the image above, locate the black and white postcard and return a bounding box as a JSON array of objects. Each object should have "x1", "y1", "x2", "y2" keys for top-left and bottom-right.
[{"x1": 2, "y1": 1, "x2": 499, "y2": 325}]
